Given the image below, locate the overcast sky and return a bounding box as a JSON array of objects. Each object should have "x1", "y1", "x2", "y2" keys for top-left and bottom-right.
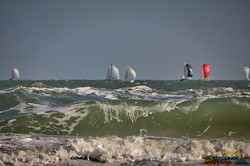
[{"x1": 0, "y1": 0, "x2": 249, "y2": 80}]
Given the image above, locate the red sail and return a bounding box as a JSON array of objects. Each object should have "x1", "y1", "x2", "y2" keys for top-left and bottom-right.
[{"x1": 202, "y1": 64, "x2": 211, "y2": 79}]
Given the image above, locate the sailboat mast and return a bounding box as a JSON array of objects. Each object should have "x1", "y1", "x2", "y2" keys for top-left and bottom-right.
[
  {"x1": 202, "y1": 63, "x2": 204, "y2": 80},
  {"x1": 111, "y1": 64, "x2": 113, "y2": 80},
  {"x1": 183, "y1": 63, "x2": 186, "y2": 79}
]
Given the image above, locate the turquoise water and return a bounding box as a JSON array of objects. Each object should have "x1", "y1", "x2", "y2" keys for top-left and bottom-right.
[{"x1": 0, "y1": 80, "x2": 249, "y2": 139}]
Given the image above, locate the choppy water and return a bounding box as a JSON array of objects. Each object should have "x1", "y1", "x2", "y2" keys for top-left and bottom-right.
[{"x1": 0, "y1": 80, "x2": 250, "y2": 165}]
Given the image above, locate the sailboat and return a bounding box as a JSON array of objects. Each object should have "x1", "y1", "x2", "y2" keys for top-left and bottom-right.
[
  {"x1": 180, "y1": 63, "x2": 193, "y2": 81},
  {"x1": 10, "y1": 68, "x2": 20, "y2": 80},
  {"x1": 124, "y1": 66, "x2": 136, "y2": 82},
  {"x1": 106, "y1": 64, "x2": 119, "y2": 80},
  {"x1": 202, "y1": 64, "x2": 211, "y2": 80},
  {"x1": 243, "y1": 66, "x2": 249, "y2": 80}
]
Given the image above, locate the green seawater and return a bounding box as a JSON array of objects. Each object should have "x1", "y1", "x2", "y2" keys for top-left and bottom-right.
[{"x1": 0, "y1": 80, "x2": 249, "y2": 139}]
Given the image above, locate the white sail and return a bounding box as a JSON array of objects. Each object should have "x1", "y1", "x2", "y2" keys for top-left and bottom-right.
[
  {"x1": 106, "y1": 65, "x2": 112, "y2": 80},
  {"x1": 106, "y1": 64, "x2": 119, "y2": 80},
  {"x1": 124, "y1": 66, "x2": 136, "y2": 82},
  {"x1": 10, "y1": 68, "x2": 20, "y2": 80},
  {"x1": 243, "y1": 66, "x2": 249, "y2": 80},
  {"x1": 112, "y1": 65, "x2": 119, "y2": 80}
]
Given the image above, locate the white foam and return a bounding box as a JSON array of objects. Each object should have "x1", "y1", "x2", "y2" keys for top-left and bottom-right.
[
  {"x1": 26, "y1": 86, "x2": 119, "y2": 100},
  {"x1": 1, "y1": 86, "x2": 118, "y2": 100},
  {"x1": 197, "y1": 125, "x2": 211, "y2": 136},
  {"x1": 116, "y1": 85, "x2": 185, "y2": 100},
  {"x1": 53, "y1": 103, "x2": 90, "y2": 134},
  {"x1": 0, "y1": 102, "x2": 91, "y2": 135},
  {"x1": 96, "y1": 100, "x2": 184, "y2": 123},
  {"x1": 2, "y1": 85, "x2": 246, "y2": 106},
  {"x1": 232, "y1": 99, "x2": 250, "y2": 110},
  {"x1": 178, "y1": 97, "x2": 208, "y2": 114},
  {"x1": 1, "y1": 134, "x2": 249, "y2": 165},
  {"x1": 3, "y1": 101, "x2": 53, "y2": 114}
]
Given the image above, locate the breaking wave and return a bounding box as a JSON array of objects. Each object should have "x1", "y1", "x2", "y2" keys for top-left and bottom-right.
[
  {"x1": 0, "y1": 133, "x2": 250, "y2": 166},
  {"x1": 0, "y1": 80, "x2": 250, "y2": 165}
]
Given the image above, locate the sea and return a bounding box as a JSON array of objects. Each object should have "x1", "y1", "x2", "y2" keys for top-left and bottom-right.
[{"x1": 0, "y1": 80, "x2": 250, "y2": 165}]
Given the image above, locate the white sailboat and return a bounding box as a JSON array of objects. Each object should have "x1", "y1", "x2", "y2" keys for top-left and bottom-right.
[
  {"x1": 243, "y1": 66, "x2": 249, "y2": 80},
  {"x1": 106, "y1": 64, "x2": 119, "y2": 80},
  {"x1": 10, "y1": 68, "x2": 20, "y2": 80},
  {"x1": 180, "y1": 63, "x2": 193, "y2": 81},
  {"x1": 124, "y1": 66, "x2": 136, "y2": 82}
]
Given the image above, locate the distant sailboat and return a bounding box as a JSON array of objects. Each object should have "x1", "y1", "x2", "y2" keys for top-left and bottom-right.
[
  {"x1": 10, "y1": 68, "x2": 20, "y2": 80},
  {"x1": 106, "y1": 64, "x2": 119, "y2": 80},
  {"x1": 180, "y1": 63, "x2": 193, "y2": 81},
  {"x1": 124, "y1": 66, "x2": 136, "y2": 82},
  {"x1": 243, "y1": 66, "x2": 249, "y2": 80},
  {"x1": 202, "y1": 64, "x2": 211, "y2": 80}
]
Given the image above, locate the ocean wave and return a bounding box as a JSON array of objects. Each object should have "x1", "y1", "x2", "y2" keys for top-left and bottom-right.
[
  {"x1": 1, "y1": 98, "x2": 250, "y2": 139},
  {"x1": 0, "y1": 84, "x2": 248, "y2": 105},
  {"x1": 0, "y1": 80, "x2": 250, "y2": 139},
  {"x1": 0, "y1": 133, "x2": 249, "y2": 165}
]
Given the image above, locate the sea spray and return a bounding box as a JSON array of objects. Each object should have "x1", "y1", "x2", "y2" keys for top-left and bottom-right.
[{"x1": 0, "y1": 133, "x2": 250, "y2": 165}]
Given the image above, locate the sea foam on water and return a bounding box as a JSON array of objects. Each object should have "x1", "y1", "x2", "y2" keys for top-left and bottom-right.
[{"x1": 0, "y1": 134, "x2": 250, "y2": 165}]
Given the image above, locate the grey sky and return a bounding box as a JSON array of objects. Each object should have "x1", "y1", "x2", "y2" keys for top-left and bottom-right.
[{"x1": 0, "y1": 0, "x2": 249, "y2": 80}]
